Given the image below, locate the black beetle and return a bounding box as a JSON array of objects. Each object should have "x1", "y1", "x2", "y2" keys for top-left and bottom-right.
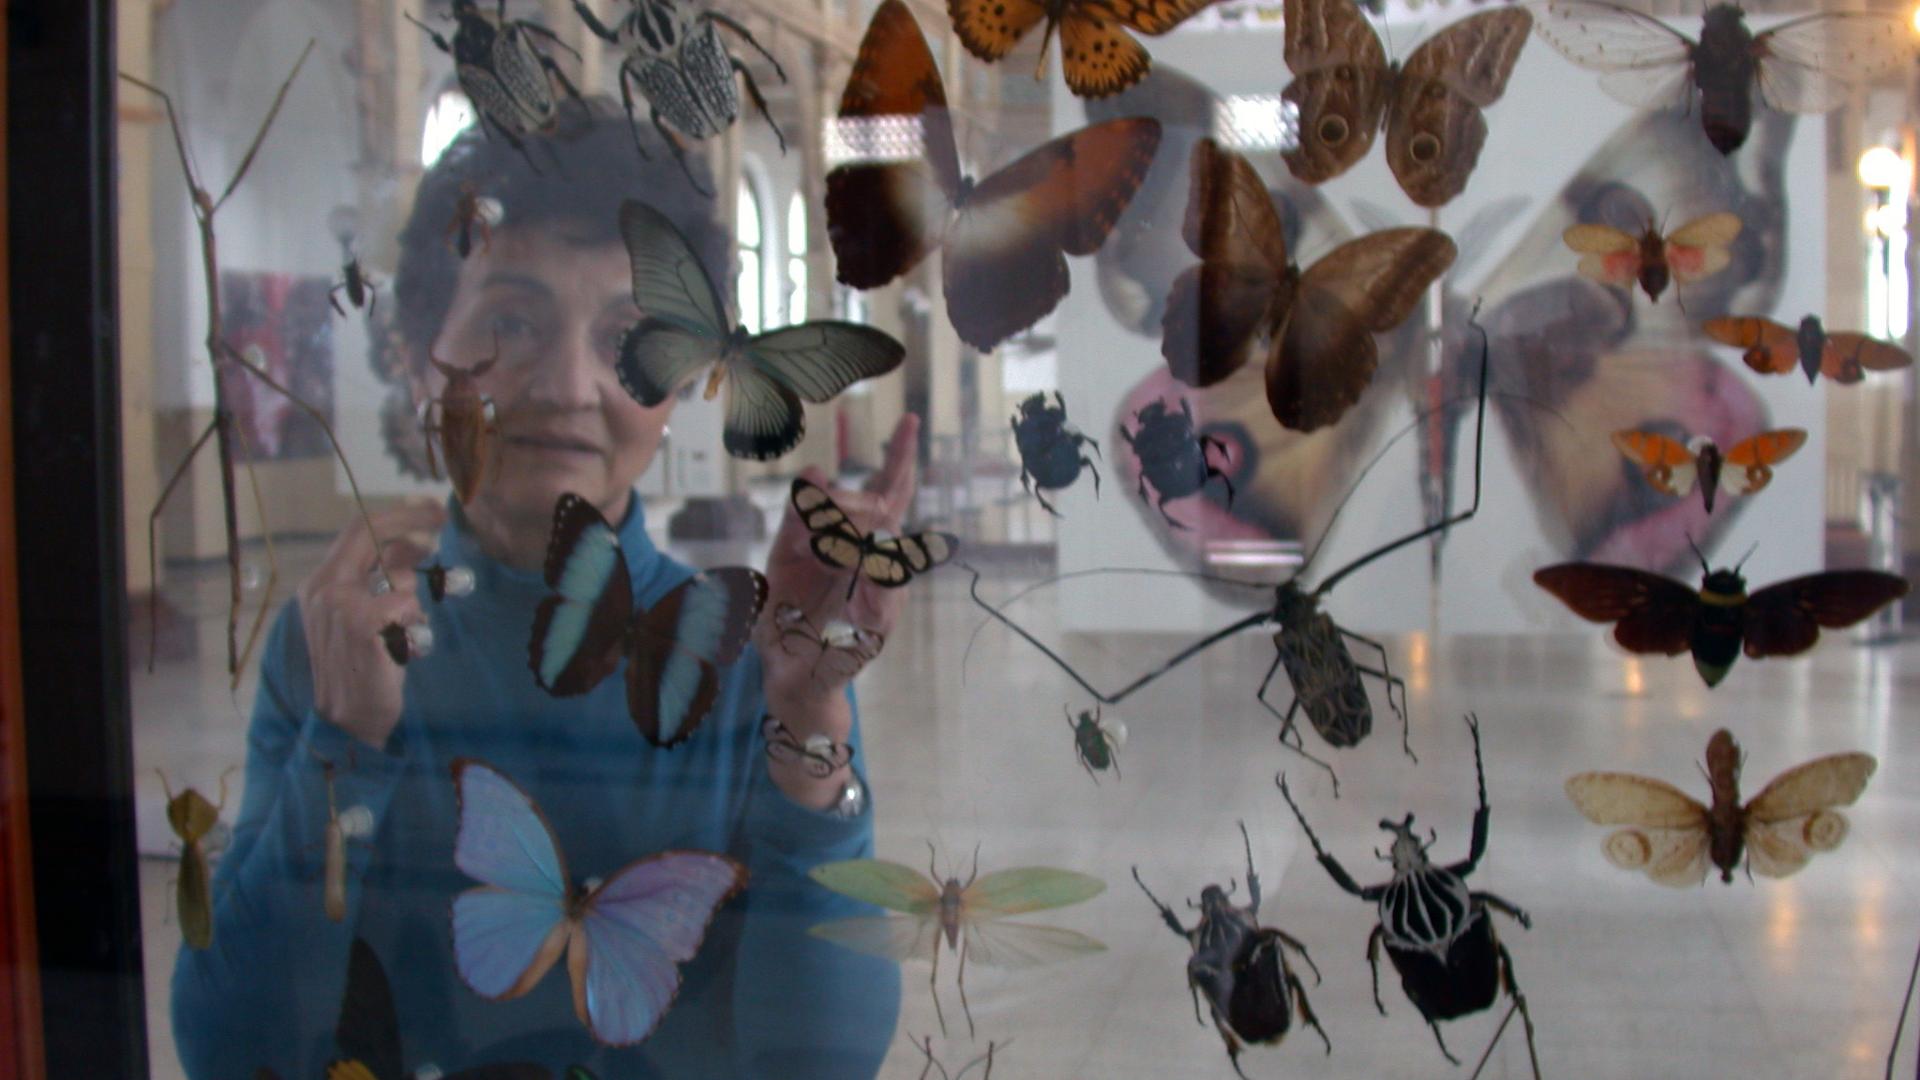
[
  {"x1": 407, "y1": 0, "x2": 584, "y2": 174},
  {"x1": 1278, "y1": 714, "x2": 1541, "y2": 1078},
  {"x1": 1133, "y1": 822, "x2": 1329, "y2": 1077},
  {"x1": 1012, "y1": 391, "x2": 1101, "y2": 516},
  {"x1": 329, "y1": 256, "x2": 376, "y2": 317},
  {"x1": 1064, "y1": 705, "x2": 1123, "y2": 782},
  {"x1": 1119, "y1": 396, "x2": 1233, "y2": 530}
]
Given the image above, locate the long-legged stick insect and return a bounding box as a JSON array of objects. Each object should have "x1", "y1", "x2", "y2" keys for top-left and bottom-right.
[
  {"x1": 912, "y1": 1033, "x2": 1002, "y2": 1080},
  {"x1": 1279, "y1": 714, "x2": 1542, "y2": 1078},
  {"x1": 1889, "y1": 933, "x2": 1920, "y2": 1080},
  {"x1": 122, "y1": 47, "x2": 394, "y2": 688},
  {"x1": 966, "y1": 310, "x2": 1491, "y2": 792}
]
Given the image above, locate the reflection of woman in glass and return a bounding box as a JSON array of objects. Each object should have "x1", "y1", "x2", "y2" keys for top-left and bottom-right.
[{"x1": 172, "y1": 100, "x2": 905, "y2": 1079}]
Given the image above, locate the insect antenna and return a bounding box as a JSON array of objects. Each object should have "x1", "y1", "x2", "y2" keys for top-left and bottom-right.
[
  {"x1": 1887, "y1": 932, "x2": 1920, "y2": 1080},
  {"x1": 1685, "y1": 533, "x2": 1712, "y2": 575},
  {"x1": 1468, "y1": 997, "x2": 1542, "y2": 1080},
  {"x1": 1311, "y1": 304, "x2": 1490, "y2": 597},
  {"x1": 1733, "y1": 542, "x2": 1759, "y2": 573}
]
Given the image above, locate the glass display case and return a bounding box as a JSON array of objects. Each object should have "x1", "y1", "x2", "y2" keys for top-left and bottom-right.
[{"x1": 7, "y1": 0, "x2": 1920, "y2": 1076}]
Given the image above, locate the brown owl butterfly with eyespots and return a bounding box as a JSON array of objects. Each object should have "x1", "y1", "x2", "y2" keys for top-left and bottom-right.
[
  {"x1": 949, "y1": 0, "x2": 1215, "y2": 98},
  {"x1": 826, "y1": 0, "x2": 1161, "y2": 350},
  {"x1": 1281, "y1": 0, "x2": 1531, "y2": 207},
  {"x1": 1162, "y1": 137, "x2": 1455, "y2": 433}
]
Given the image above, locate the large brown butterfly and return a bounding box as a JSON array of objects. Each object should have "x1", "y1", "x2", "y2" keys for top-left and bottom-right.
[
  {"x1": 1532, "y1": 558, "x2": 1908, "y2": 687},
  {"x1": 1566, "y1": 729, "x2": 1876, "y2": 887},
  {"x1": 1533, "y1": 1, "x2": 1913, "y2": 156},
  {"x1": 948, "y1": 0, "x2": 1214, "y2": 98},
  {"x1": 1702, "y1": 314, "x2": 1914, "y2": 385},
  {"x1": 825, "y1": 0, "x2": 1161, "y2": 351},
  {"x1": 1162, "y1": 137, "x2": 1455, "y2": 433},
  {"x1": 1281, "y1": 0, "x2": 1531, "y2": 207}
]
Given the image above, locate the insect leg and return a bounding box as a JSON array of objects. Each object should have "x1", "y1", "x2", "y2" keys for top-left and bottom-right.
[
  {"x1": 650, "y1": 105, "x2": 714, "y2": 197},
  {"x1": 707, "y1": 12, "x2": 790, "y2": 83},
  {"x1": 1033, "y1": 484, "x2": 1060, "y2": 517},
  {"x1": 1129, "y1": 866, "x2": 1190, "y2": 938},
  {"x1": 1428, "y1": 1018, "x2": 1462, "y2": 1066},
  {"x1": 615, "y1": 63, "x2": 653, "y2": 161},
  {"x1": 1287, "y1": 966, "x2": 1333, "y2": 1054},
  {"x1": 958, "y1": 936, "x2": 976, "y2": 1039},
  {"x1": 1082, "y1": 455, "x2": 1102, "y2": 499},
  {"x1": 1238, "y1": 820, "x2": 1261, "y2": 914},
  {"x1": 1889, "y1": 934, "x2": 1920, "y2": 1080},
  {"x1": 1495, "y1": 942, "x2": 1543, "y2": 1080},
  {"x1": 930, "y1": 936, "x2": 947, "y2": 1039},
  {"x1": 1473, "y1": 892, "x2": 1532, "y2": 931},
  {"x1": 403, "y1": 12, "x2": 454, "y2": 55},
  {"x1": 1448, "y1": 713, "x2": 1491, "y2": 877},
  {"x1": 1366, "y1": 924, "x2": 1388, "y2": 1015},
  {"x1": 1273, "y1": 928, "x2": 1322, "y2": 982},
  {"x1": 1277, "y1": 774, "x2": 1376, "y2": 897},
  {"x1": 1157, "y1": 489, "x2": 1192, "y2": 531},
  {"x1": 730, "y1": 57, "x2": 789, "y2": 155},
  {"x1": 1257, "y1": 663, "x2": 1340, "y2": 794},
  {"x1": 569, "y1": 0, "x2": 620, "y2": 42},
  {"x1": 483, "y1": 111, "x2": 547, "y2": 176},
  {"x1": 148, "y1": 417, "x2": 219, "y2": 670},
  {"x1": 1340, "y1": 628, "x2": 1412, "y2": 760},
  {"x1": 329, "y1": 282, "x2": 348, "y2": 317}
]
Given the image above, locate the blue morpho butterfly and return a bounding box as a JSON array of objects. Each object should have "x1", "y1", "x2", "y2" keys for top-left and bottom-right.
[
  {"x1": 527, "y1": 493, "x2": 766, "y2": 747},
  {"x1": 614, "y1": 199, "x2": 906, "y2": 461},
  {"x1": 450, "y1": 759, "x2": 746, "y2": 1047}
]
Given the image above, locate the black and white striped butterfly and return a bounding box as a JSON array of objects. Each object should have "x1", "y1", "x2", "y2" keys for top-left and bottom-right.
[
  {"x1": 615, "y1": 200, "x2": 907, "y2": 460},
  {"x1": 528, "y1": 494, "x2": 766, "y2": 748},
  {"x1": 792, "y1": 479, "x2": 958, "y2": 600}
]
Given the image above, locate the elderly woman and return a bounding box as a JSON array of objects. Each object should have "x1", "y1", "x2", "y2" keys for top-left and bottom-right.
[{"x1": 171, "y1": 100, "x2": 905, "y2": 1079}]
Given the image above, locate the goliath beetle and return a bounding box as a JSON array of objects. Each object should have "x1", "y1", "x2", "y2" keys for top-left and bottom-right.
[
  {"x1": 967, "y1": 314, "x2": 1492, "y2": 793},
  {"x1": 1132, "y1": 822, "x2": 1329, "y2": 1077},
  {"x1": 1119, "y1": 396, "x2": 1232, "y2": 530},
  {"x1": 1065, "y1": 705, "x2": 1124, "y2": 782},
  {"x1": 407, "y1": 0, "x2": 584, "y2": 175},
  {"x1": 572, "y1": 0, "x2": 789, "y2": 194},
  {"x1": 329, "y1": 255, "x2": 377, "y2": 317},
  {"x1": 1279, "y1": 715, "x2": 1541, "y2": 1078},
  {"x1": 1012, "y1": 391, "x2": 1101, "y2": 516}
]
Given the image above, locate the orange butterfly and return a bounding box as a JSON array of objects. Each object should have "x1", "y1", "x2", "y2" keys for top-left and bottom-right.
[
  {"x1": 825, "y1": 0, "x2": 1161, "y2": 351},
  {"x1": 1562, "y1": 211, "x2": 1740, "y2": 303},
  {"x1": 1610, "y1": 427, "x2": 1805, "y2": 514},
  {"x1": 1702, "y1": 314, "x2": 1914, "y2": 384},
  {"x1": 949, "y1": 0, "x2": 1215, "y2": 98}
]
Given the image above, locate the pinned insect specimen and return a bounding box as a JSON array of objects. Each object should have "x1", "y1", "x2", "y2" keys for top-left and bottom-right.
[
  {"x1": 446, "y1": 184, "x2": 501, "y2": 260},
  {"x1": 571, "y1": 0, "x2": 789, "y2": 194},
  {"x1": 1562, "y1": 211, "x2": 1740, "y2": 304},
  {"x1": 377, "y1": 623, "x2": 433, "y2": 667},
  {"x1": 1704, "y1": 314, "x2": 1915, "y2": 385},
  {"x1": 450, "y1": 759, "x2": 745, "y2": 1046},
  {"x1": 420, "y1": 352, "x2": 498, "y2": 505},
  {"x1": 123, "y1": 49, "x2": 391, "y2": 687},
  {"x1": 791, "y1": 479, "x2": 958, "y2": 601},
  {"x1": 529, "y1": 495, "x2": 765, "y2": 747},
  {"x1": 1533, "y1": 1, "x2": 1913, "y2": 155},
  {"x1": 1534, "y1": 550, "x2": 1909, "y2": 687},
  {"x1": 1012, "y1": 392, "x2": 1101, "y2": 516},
  {"x1": 1612, "y1": 427, "x2": 1804, "y2": 514},
  {"x1": 406, "y1": 1, "x2": 585, "y2": 174},
  {"x1": 1133, "y1": 822, "x2": 1329, "y2": 1077},
  {"x1": 912, "y1": 1035, "x2": 1002, "y2": 1080},
  {"x1": 1280, "y1": 715, "x2": 1541, "y2": 1077},
  {"x1": 1120, "y1": 397, "x2": 1234, "y2": 530},
  {"x1": 330, "y1": 938, "x2": 551, "y2": 1080},
  {"x1": 773, "y1": 602, "x2": 884, "y2": 683},
  {"x1": 1281, "y1": 0, "x2": 1530, "y2": 207},
  {"x1": 807, "y1": 847, "x2": 1106, "y2": 1037},
  {"x1": 1066, "y1": 706, "x2": 1125, "y2": 782},
  {"x1": 421, "y1": 560, "x2": 477, "y2": 603},
  {"x1": 320, "y1": 759, "x2": 349, "y2": 922},
  {"x1": 1163, "y1": 139, "x2": 1456, "y2": 433},
  {"x1": 1566, "y1": 729, "x2": 1875, "y2": 887},
  {"x1": 616, "y1": 200, "x2": 905, "y2": 460},
  {"x1": 159, "y1": 770, "x2": 233, "y2": 950},
  {"x1": 947, "y1": 0, "x2": 1214, "y2": 97},
  {"x1": 972, "y1": 315, "x2": 1491, "y2": 791},
  {"x1": 330, "y1": 255, "x2": 377, "y2": 317},
  {"x1": 826, "y1": 0, "x2": 1161, "y2": 350}
]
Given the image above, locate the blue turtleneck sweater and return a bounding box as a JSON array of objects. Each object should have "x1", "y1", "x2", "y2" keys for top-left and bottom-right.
[{"x1": 171, "y1": 496, "x2": 898, "y2": 1079}]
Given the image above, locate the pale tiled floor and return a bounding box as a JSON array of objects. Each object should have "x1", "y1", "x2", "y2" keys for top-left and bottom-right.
[{"x1": 131, "y1": 515, "x2": 1920, "y2": 1080}]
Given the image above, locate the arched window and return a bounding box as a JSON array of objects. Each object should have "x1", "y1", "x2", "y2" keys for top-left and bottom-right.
[
  {"x1": 786, "y1": 191, "x2": 808, "y2": 323},
  {"x1": 421, "y1": 87, "x2": 475, "y2": 169},
  {"x1": 737, "y1": 177, "x2": 765, "y2": 334}
]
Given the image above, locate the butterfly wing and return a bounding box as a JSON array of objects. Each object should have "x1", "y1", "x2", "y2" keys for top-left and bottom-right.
[
  {"x1": 335, "y1": 939, "x2": 404, "y2": 1080},
  {"x1": 1386, "y1": 8, "x2": 1532, "y2": 207},
  {"x1": 1611, "y1": 430, "x2": 1697, "y2": 497},
  {"x1": 1820, "y1": 332, "x2": 1914, "y2": 383},
  {"x1": 1665, "y1": 211, "x2": 1741, "y2": 283},
  {"x1": 741, "y1": 320, "x2": 907, "y2": 412},
  {"x1": 627, "y1": 568, "x2": 768, "y2": 747},
  {"x1": 862, "y1": 531, "x2": 961, "y2": 588},
  {"x1": 1268, "y1": 228, "x2": 1456, "y2": 432},
  {"x1": 614, "y1": 317, "x2": 726, "y2": 407},
  {"x1": 1162, "y1": 138, "x2": 1290, "y2": 389},
  {"x1": 943, "y1": 118, "x2": 1161, "y2": 350},
  {"x1": 573, "y1": 851, "x2": 746, "y2": 1046},
  {"x1": 1742, "y1": 752, "x2": 1876, "y2": 878},
  {"x1": 619, "y1": 200, "x2": 729, "y2": 336},
  {"x1": 1720, "y1": 427, "x2": 1805, "y2": 496},
  {"x1": 1562, "y1": 224, "x2": 1642, "y2": 288},
  {"x1": 826, "y1": 0, "x2": 962, "y2": 288},
  {"x1": 949, "y1": 0, "x2": 1047, "y2": 63},
  {"x1": 1565, "y1": 772, "x2": 1712, "y2": 886},
  {"x1": 1531, "y1": 0, "x2": 1696, "y2": 112},
  {"x1": 1054, "y1": 0, "x2": 1214, "y2": 97},
  {"x1": 791, "y1": 478, "x2": 869, "y2": 570},
  {"x1": 450, "y1": 760, "x2": 572, "y2": 1002},
  {"x1": 808, "y1": 858, "x2": 944, "y2": 913},
  {"x1": 1281, "y1": 0, "x2": 1390, "y2": 185},
  {"x1": 529, "y1": 495, "x2": 634, "y2": 696},
  {"x1": 1533, "y1": 563, "x2": 1700, "y2": 655},
  {"x1": 1752, "y1": 11, "x2": 1915, "y2": 116},
  {"x1": 1742, "y1": 571, "x2": 1910, "y2": 658}
]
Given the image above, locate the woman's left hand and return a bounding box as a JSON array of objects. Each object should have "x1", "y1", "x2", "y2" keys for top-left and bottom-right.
[{"x1": 756, "y1": 413, "x2": 922, "y2": 806}]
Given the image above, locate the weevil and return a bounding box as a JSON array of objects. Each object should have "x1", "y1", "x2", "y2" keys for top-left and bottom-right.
[
  {"x1": 1279, "y1": 714, "x2": 1541, "y2": 1079},
  {"x1": 1133, "y1": 822, "x2": 1329, "y2": 1076}
]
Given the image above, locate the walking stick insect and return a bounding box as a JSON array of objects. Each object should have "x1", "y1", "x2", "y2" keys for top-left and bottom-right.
[
  {"x1": 122, "y1": 46, "x2": 392, "y2": 687},
  {"x1": 968, "y1": 312, "x2": 1491, "y2": 793},
  {"x1": 1279, "y1": 714, "x2": 1541, "y2": 1079}
]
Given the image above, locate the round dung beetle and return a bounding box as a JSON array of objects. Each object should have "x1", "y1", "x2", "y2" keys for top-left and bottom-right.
[
  {"x1": 1012, "y1": 391, "x2": 1101, "y2": 516},
  {"x1": 1119, "y1": 396, "x2": 1233, "y2": 530}
]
